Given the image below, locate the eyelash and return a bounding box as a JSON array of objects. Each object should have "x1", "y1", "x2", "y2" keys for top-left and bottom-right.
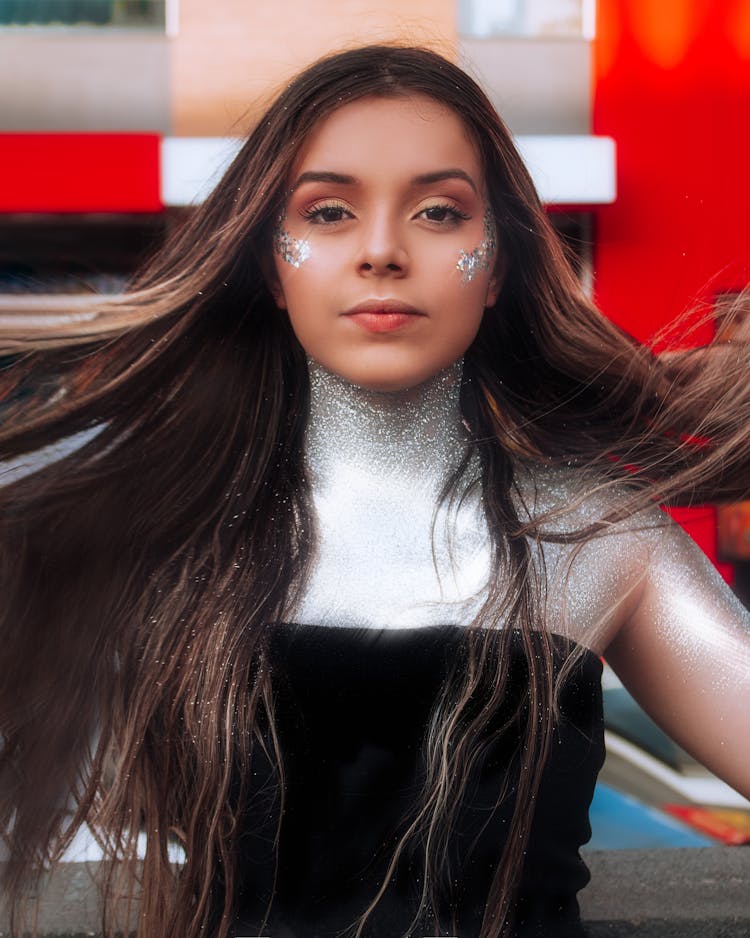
[
  {"x1": 300, "y1": 201, "x2": 352, "y2": 224},
  {"x1": 299, "y1": 201, "x2": 471, "y2": 226},
  {"x1": 417, "y1": 203, "x2": 471, "y2": 225}
]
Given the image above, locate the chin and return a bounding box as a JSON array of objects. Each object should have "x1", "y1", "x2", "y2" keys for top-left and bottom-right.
[
  {"x1": 341, "y1": 366, "x2": 439, "y2": 393},
  {"x1": 309, "y1": 349, "x2": 462, "y2": 394}
]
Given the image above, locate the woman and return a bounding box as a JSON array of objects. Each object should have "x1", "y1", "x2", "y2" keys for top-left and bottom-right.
[{"x1": 1, "y1": 45, "x2": 749, "y2": 938}]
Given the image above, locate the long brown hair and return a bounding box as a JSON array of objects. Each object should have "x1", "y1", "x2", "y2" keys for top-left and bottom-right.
[{"x1": 1, "y1": 45, "x2": 749, "y2": 938}]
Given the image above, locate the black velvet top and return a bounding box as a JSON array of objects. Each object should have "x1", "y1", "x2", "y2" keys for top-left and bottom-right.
[{"x1": 233, "y1": 625, "x2": 604, "y2": 938}]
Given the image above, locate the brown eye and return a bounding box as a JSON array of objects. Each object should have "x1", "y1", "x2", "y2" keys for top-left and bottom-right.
[
  {"x1": 318, "y1": 206, "x2": 346, "y2": 222},
  {"x1": 424, "y1": 206, "x2": 452, "y2": 222},
  {"x1": 302, "y1": 202, "x2": 353, "y2": 224},
  {"x1": 418, "y1": 204, "x2": 471, "y2": 225}
]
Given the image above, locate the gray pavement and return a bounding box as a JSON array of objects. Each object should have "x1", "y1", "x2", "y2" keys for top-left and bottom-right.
[
  {"x1": 1, "y1": 848, "x2": 748, "y2": 936},
  {"x1": 581, "y1": 847, "x2": 750, "y2": 936}
]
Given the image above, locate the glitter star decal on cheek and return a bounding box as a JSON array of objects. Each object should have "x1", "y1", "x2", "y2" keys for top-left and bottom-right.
[
  {"x1": 273, "y1": 212, "x2": 311, "y2": 268},
  {"x1": 456, "y1": 208, "x2": 497, "y2": 284}
]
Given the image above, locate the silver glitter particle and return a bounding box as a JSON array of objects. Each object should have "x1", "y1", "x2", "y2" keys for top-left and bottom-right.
[
  {"x1": 456, "y1": 208, "x2": 497, "y2": 284},
  {"x1": 273, "y1": 214, "x2": 311, "y2": 269}
]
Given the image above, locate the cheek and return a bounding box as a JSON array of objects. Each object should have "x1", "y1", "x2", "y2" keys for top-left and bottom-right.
[
  {"x1": 433, "y1": 247, "x2": 495, "y2": 317},
  {"x1": 273, "y1": 215, "x2": 311, "y2": 270},
  {"x1": 275, "y1": 236, "x2": 354, "y2": 295},
  {"x1": 456, "y1": 211, "x2": 497, "y2": 285},
  {"x1": 455, "y1": 306, "x2": 486, "y2": 349},
  {"x1": 430, "y1": 300, "x2": 486, "y2": 362},
  {"x1": 282, "y1": 287, "x2": 332, "y2": 354},
  {"x1": 272, "y1": 246, "x2": 322, "y2": 312}
]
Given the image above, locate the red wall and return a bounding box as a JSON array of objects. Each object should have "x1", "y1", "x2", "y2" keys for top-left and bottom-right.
[
  {"x1": 592, "y1": 0, "x2": 750, "y2": 575},
  {"x1": 0, "y1": 134, "x2": 162, "y2": 213}
]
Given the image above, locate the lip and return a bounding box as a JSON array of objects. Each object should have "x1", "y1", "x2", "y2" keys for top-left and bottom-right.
[{"x1": 343, "y1": 299, "x2": 426, "y2": 334}]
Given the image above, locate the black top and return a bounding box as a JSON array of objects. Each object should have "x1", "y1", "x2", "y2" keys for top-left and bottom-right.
[{"x1": 233, "y1": 625, "x2": 604, "y2": 938}]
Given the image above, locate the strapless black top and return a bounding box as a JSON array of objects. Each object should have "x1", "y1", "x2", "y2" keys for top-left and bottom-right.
[{"x1": 233, "y1": 625, "x2": 604, "y2": 938}]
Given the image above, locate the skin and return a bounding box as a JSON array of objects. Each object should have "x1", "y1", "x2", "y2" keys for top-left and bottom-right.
[
  {"x1": 605, "y1": 522, "x2": 750, "y2": 800},
  {"x1": 270, "y1": 94, "x2": 750, "y2": 802},
  {"x1": 535, "y1": 493, "x2": 750, "y2": 801},
  {"x1": 271, "y1": 94, "x2": 500, "y2": 392}
]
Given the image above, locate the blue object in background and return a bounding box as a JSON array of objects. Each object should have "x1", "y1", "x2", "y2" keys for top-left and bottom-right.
[
  {"x1": 603, "y1": 687, "x2": 690, "y2": 769},
  {"x1": 587, "y1": 783, "x2": 715, "y2": 849}
]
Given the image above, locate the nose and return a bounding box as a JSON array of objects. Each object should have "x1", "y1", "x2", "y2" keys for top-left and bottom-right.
[{"x1": 356, "y1": 213, "x2": 408, "y2": 278}]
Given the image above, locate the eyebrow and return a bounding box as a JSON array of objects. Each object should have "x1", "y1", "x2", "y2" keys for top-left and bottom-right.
[
  {"x1": 292, "y1": 171, "x2": 357, "y2": 188},
  {"x1": 412, "y1": 170, "x2": 479, "y2": 194},
  {"x1": 291, "y1": 169, "x2": 479, "y2": 194}
]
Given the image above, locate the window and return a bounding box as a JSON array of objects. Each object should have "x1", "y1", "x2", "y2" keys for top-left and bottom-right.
[
  {"x1": 459, "y1": 0, "x2": 595, "y2": 39},
  {"x1": 0, "y1": 0, "x2": 165, "y2": 29}
]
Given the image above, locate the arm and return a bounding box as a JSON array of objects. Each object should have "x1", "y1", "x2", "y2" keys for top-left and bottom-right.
[{"x1": 604, "y1": 515, "x2": 750, "y2": 800}]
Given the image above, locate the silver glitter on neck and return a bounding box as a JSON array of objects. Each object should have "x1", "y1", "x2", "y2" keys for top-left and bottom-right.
[
  {"x1": 293, "y1": 359, "x2": 492, "y2": 629},
  {"x1": 273, "y1": 214, "x2": 311, "y2": 268},
  {"x1": 305, "y1": 360, "x2": 468, "y2": 480},
  {"x1": 456, "y1": 208, "x2": 497, "y2": 284}
]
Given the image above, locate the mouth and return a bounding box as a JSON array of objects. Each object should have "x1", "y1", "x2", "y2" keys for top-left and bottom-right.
[{"x1": 342, "y1": 300, "x2": 426, "y2": 334}]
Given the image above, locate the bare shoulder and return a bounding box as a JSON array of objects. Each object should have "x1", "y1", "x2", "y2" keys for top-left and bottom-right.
[
  {"x1": 511, "y1": 460, "x2": 666, "y2": 534},
  {"x1": 511, "y1": 461, "x2": 675, "y2": 652}
]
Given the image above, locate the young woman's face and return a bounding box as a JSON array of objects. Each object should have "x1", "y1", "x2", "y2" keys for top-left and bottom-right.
[{"x1": 271, "y1": 94, "x2": 500, "y2": 392}]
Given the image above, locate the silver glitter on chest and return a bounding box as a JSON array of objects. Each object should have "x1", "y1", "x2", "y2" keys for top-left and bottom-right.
[{"x1": 292, "y1": 360, "x2": 492, "y2": 629}]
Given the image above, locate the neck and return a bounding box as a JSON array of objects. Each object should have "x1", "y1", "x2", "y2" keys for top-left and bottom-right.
[
  {"x1": 294, "y1": 358, "x2": 491, "y2": 630},
  {"x1": 304, "y1": 359, "x2": 468, "y2": 486}
]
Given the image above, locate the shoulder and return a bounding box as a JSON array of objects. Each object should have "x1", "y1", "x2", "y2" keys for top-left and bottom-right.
[
  {"x1": 511, "y1": 460, "x2": 667, "y2": 537},
  {"x1": 511, "y1": 461, "x2": 678, "y2": 652}
]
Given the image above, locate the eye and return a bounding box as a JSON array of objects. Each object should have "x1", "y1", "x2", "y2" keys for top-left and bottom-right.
[
  {"x1": 417, "y1": 203, "x2": 471, "y2": 226},
  {"x1": 300, "y1": 201, "x2": 353, "y2": 225}
]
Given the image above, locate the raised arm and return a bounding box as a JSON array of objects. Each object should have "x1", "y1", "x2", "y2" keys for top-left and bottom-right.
[{"x1": 604, "y1": 516, "x2": 750, "y2": 800}]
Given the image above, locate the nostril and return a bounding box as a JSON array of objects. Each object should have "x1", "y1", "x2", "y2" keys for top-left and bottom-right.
[{"x1": 358, "y1": 259, "x2": 403, "y2": 274}]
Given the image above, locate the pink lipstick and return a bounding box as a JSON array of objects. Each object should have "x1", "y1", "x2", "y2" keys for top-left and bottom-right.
[{"x1": 343, "y1": 300, "x2": 425, "y2": 334}]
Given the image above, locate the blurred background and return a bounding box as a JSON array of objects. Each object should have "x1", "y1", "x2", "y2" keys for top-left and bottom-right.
[{"x1": 1, "y1": 0, "x2": 749, "y2": 851}]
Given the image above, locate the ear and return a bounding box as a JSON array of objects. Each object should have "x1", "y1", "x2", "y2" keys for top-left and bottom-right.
[
  {"x1": 485, "y1": 275, "x2": 501, "y2": 308},
  {"x1": 484, "y1": 256, "x2": 505, "y2": 308},
  {"x1": 269, "y1": 276, "x2": 288, "y2": 310}
]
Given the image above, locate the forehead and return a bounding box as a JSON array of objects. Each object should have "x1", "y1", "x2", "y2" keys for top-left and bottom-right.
[{"x1": 291, "y1": 93, "x2": 484, "y2": 187}]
